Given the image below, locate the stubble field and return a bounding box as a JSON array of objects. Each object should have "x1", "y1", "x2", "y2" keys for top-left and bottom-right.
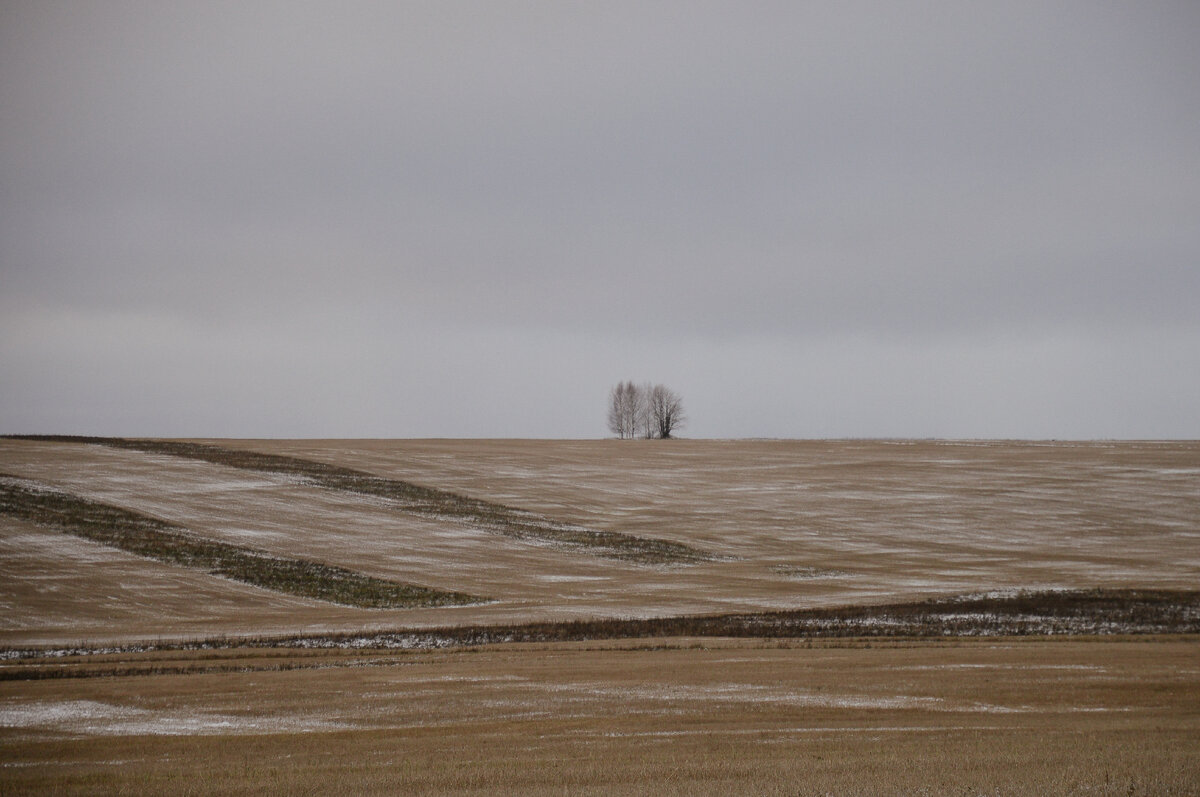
[{"x1": 1, "y1": 437, "x2": 1198, "y2": 794}]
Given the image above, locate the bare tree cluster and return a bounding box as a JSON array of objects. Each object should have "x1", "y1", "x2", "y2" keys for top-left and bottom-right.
[{"x1": 607, "y1": 381, "x2": 686, "y2": 439}]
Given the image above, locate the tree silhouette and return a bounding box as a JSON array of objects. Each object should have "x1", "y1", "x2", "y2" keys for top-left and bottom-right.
[{"x1": 608, "y1": 382, "x2": 685, "y2": 439}]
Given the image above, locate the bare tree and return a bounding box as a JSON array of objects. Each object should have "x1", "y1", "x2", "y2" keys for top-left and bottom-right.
[
  {"x1": 649, "y1": 383, "x2": 686, "y2": 439},
  {"x1": 608, "y1": 381, "x2": 685, "y2": 439},
  {"x1": 606, "y1": 383, "x2": 627, "y2": 438},
  {"x1": 608, "y1": 381, "x2": 648, "y2": 439},
  {"x1": 637, "y1": 381, "x2": 654, "y2": 439}
]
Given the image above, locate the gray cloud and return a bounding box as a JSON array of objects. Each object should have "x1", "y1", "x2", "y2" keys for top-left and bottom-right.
[{"x1": 2, "y1": 2, "x2": 1198, "y2": 437}]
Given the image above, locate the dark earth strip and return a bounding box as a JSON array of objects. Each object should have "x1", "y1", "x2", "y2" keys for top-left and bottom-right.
[
  {"x1": 0, "y1": 656, "x2": 399, "y2": 682},
  {"x1": 3, "y1": 589, "x2": 1196, "y2": 663},
  {"x1": 269, "y1": 588, "x2": 1200, "y2": 647},
  {"x1": 4, "y1": 435, "x2": 714, "y2": 565},
  {"x1": 0, "y1": 475, "x2": 483, "y2": 610}
]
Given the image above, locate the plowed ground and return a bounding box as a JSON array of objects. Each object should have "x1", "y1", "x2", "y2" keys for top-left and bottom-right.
[{"x1": 2, "y1": 438, "x2": 1197, "y2": 794}]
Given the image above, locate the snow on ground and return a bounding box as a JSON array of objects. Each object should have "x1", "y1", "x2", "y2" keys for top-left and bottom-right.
[
  {"x1": 1, "y1": 438, "x2": 1197, "y2": 645},
  {"x1": 0, "y1": 699, "x2": 351, "y2": 737}
]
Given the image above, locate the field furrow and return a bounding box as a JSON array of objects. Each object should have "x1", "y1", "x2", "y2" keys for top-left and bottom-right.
[
  {"x1": 0, "y1": 475, "x2": 483, "y2": 609},
  {"x1": 7, "y1": 436, "x2": 714, "y2": 565}
]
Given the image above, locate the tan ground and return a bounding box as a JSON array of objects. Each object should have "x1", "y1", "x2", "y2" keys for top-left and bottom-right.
[
  {"x1": 1, "y1": 438, "x2": 1197, "y2": 645},
  {"x1": 2, "y1": 638, "x2": 1197, "y2": 795},
  {"x1": 1, "y1": 438, "x2": 1198, "y2": 794}
]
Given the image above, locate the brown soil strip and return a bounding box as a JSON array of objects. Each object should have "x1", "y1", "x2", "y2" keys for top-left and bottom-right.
[
  {"x1": 270, "y1": 587, "x2": 1200, "y2": 648},
  {"x1": 6, "y1": 435, "x2": 714, "y2": 565},
  {"x1": 0, "y1": 475, "x2": 484, "y2": 610},
  {"x1": 4, "y1": 589, "x2": 1196, "y2": 664},
  {"x1": 0, "y1": 656, "x2": 399, "y2": 682}
]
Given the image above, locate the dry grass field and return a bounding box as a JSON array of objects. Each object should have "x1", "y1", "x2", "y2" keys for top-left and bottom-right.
[{"x1": 2, "y1": 437, "x2": 1198, "y2": 794}]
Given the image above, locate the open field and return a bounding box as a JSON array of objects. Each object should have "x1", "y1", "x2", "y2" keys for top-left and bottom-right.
[
  {"x1": 3, "y1": 437, "x2": 1197, "y2": 645},
  {"x1": 1, "y1": 437, "x2": 1198, "y2": 794},
  {"x1": 0, "y1": 475, "x2": 482, "y2": 610},
  {"x1": 3, "y1": 637, "x2": 1198, "y2": 795}
]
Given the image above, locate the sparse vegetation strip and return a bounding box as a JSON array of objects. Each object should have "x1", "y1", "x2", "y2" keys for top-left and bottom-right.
[
  {"x1": 6, "y1": 435, "x2": 713, "y2": 565},
  {"x1": 0, "y1": 655, "x2": 402, "y2": 682},
  {"x1": 0, "y1": 474, "x2": 483, "y2": 609},
  {"x1": 3, "y1": 589, "x2": 1196, "y2": 662},
  {"x1": 269, "y1": 588, "x2": 1200, "y2": 647}
]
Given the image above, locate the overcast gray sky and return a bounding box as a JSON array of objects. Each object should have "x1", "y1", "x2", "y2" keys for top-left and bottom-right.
[{"x1": 2, "y1": 2, "x2": 1198, "y2": 439}]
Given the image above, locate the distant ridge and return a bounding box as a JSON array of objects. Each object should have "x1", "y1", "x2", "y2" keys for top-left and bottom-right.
[{"x1": 7, "y1": 435, "x2": 716, "y2": 565}]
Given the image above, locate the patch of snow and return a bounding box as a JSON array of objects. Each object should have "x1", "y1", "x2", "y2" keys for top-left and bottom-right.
[
  {"x1": 536, "y1": 575, "x2": 611, "y2": 582},
  {"x1": 0, "y1": 699, "x2": 352, "y2": 736}
]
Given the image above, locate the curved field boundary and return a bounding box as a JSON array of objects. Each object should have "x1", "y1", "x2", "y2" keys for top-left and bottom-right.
[
  {"x1": 3, "y1": 589, "x2": 1196, "y2": 663},
  {"x1": 259, "y1": 588, "x2": 1200, "y2": 648},
  {"x1": 0, "y1": 475, "x2": 484, "y2": 609},
  {"x1": 7, "y1": 435, "x2": 714, "y2": 565}
]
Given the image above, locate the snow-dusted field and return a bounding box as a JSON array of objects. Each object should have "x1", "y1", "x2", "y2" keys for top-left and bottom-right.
[
  {"x1": 2, "y1": 637, "x2": 1196, "y2": 794},
  {"x1": 1, "y1": 437, "x2": 1197, "y2": 646},
  {"x1": 0, "y1": 642, "x2": 1165, "y2": 738},
  {"x1": 2, "y1": 437, "x2": 1198, "y2": 795}
]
